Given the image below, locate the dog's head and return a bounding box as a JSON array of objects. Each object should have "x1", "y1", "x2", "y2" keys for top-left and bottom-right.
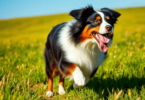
[{"x1": 70, "y1": 6, "x2": 121, "y2": 52}]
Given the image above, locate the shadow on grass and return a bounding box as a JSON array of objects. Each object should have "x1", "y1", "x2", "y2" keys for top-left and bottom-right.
[
  {"x1": 85, "y1": 75, "x2": 145, "y2": 98},
  {"x1": 67, "y1": 75, "x2": 145, "y2": 99}
]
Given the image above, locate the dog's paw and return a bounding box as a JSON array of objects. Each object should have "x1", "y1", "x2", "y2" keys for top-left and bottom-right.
[
  {"x1": 73, "y1": 82, "x2": 83, "y2": 88},
  {"x1": 72, "y1": 67, "x2": 86, "y2": 87},
  {"x1": 74, "y1": 77, "x2": 86, "y2": 87},
  {"x1": 58, "y1": 84, "x2": 66, "y2": 95},
  {"x1": 46, "y1": 91, "x2": 53, "y2": 97}
]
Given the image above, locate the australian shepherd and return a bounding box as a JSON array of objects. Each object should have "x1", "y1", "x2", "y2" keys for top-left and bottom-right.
[{"x1": 44, "y1": 6, "x2": 121, "y2": 97}]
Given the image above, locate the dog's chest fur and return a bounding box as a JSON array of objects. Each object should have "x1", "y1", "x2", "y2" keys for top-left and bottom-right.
[{"x1": 58, "y1": 21, "x2": 105, "y2": 78}]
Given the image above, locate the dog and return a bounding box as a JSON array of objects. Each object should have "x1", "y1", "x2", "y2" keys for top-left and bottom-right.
[{"x1": 44, "y1": 6, "x2": 121, "y2": 97}]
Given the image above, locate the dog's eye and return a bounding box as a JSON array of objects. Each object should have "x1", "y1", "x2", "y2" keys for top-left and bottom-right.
[{"x1": 94, "y1": 20, "x2": 100, "y2": 24}]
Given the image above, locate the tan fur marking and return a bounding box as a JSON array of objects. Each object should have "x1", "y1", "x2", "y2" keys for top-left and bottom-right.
[
  {"x1": 80, "y1": 25, "x2": 100, "y2": 42},
  {"x1": 63, "y1": 63, "x2": 77, "y2": 76},
  {"x1": 80, "y1": 25, "x2": 94, "y2": 42},
  {"x1": 106, "y1": 16, "x2": 110, "y2": 20},
  {"x1": 59, "y1": 75, "x2": 64, "y2": 87},
  {"x1": 88, "y1": 25, "x2": 100, "y2": 34},
  {"x1": 96, "y1": 16, "x2": 101, "y2": 20},
  {"x1": 48, "y1": 78, "x2": 53, "y2": 91}
]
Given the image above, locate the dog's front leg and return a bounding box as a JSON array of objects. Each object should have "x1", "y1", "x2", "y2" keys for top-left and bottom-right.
[
  {"x1": 59, "y1": 60, "x2": 86, "y2": 88},
  {"x1": 72, "y1": 67, "x2": 86, "y2": 88}
]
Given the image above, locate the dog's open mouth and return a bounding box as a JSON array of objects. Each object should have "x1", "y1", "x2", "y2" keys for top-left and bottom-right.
[{"x1": 92, "y1": 31, "x2": 111, "y2": 52}]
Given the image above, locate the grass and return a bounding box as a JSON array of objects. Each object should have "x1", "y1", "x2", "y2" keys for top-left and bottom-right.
[{"x1": 0, "y1": 6, "x2": 145, "y2": 100}]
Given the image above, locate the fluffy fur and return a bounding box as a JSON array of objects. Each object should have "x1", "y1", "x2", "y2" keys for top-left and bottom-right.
[{"x1": 44, "y1": 6, "x2": 121, "y2": 97}]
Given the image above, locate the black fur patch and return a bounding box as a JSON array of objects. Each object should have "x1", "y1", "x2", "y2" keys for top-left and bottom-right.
[
  {"x1": 69, "y1": 6, "x2": 95, "y2": 21},
  {"x1": 101, "y1": 8, "x2": 121, "y2": 24},
  {"x1": 69, "y1": 6, "x2": 96, "y2": 44},
  {"x1": 45, "y1": 23, "x2": 67, "y2": 77}
]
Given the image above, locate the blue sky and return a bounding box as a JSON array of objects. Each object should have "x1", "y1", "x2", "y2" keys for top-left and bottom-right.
[{"x1": 0, "y1": 0, "x2": 145, "y2": 19}]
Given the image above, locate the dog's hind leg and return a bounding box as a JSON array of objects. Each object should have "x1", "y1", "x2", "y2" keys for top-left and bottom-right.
[
  {"x1": 46, "y1": 78, "x2": 53, "y2": 97},
  {"x1": 58, "y1": 75, "x2": 65, "y2": 95},
  {"x1": 44, "y1": 48, "x2": 60, "y2": 97},
  {"x1": 44, "y1": 48, "x2": 53, "y2": 97}
]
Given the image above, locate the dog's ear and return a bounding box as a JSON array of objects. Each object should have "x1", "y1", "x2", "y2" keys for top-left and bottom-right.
[
  {"x1": 69, "y1": 9, "x2": 82, "y2": 20},
  {"x1": 101, "y1": 8, "x2": 121, "y2": 19},
  {"x1": 69, "y1": 6, "x2": 95, "y2": 20}
]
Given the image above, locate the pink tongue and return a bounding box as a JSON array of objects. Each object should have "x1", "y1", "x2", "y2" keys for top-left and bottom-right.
[{"x1": 97, "y1": 34, "x2": 110, "y2": 52}]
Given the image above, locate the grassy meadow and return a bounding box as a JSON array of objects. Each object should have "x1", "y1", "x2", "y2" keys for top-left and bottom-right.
[{"x1": 0, "y1": 7, "x2": 145, "y2": 100}]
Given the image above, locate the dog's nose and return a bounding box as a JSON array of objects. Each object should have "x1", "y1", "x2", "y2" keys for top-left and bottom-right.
[{"x1": 105, "y1": 25, "x2": 112, "y2": 31}]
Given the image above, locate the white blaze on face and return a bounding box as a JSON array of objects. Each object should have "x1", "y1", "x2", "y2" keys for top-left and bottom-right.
[{"x1": 96, "y1": 11, "x2": 114, "y2": 34}]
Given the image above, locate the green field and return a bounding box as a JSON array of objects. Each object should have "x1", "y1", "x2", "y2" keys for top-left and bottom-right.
[{"x1": 0, "y1": 7, "x2": 145, "y2": 100}]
